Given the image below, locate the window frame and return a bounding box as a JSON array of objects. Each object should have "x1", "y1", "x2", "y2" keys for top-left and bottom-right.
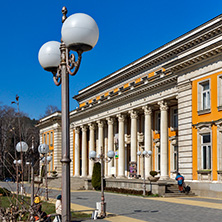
[
  {"x1": 155, "y1": 111, "x2": 161, "y2": 134},
  {"x1": 198, "y1": 79, "x2": 211, "y2": 115},
  {"x1": 170, "y1": 106, "x2": 178, "y2": 131},
  {"x1": 217, "y1": 74, "x2": 222, "y2": 111}
]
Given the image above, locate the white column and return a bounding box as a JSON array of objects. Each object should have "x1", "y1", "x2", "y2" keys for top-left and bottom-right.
[
  {"x1": 104, "y1": 123, "x2": 108, "y2": 177},
  {"x1": 129, "y1": 110, "x2": 138, "y2": 162},
  {"x1": 158, "y1": 101, "x2": 169, "y2": 180},
  {"x1": 107, "y1": 117, "x2": 114, "y2": 177},
  {"x1": 81, "y1": 125, "x2": 88, "y2": 177},
  {"x1": 97, "y1": 120, "x2": 104, "y2": 155},
  {"x1": 88, "y1": 123, "x2": 95, "y2": 177},
  {"x1": 143, "y1": 105, "x2": 152, "y2": 178},
  {"x1": 117, "y1": 114, "x2": 125, "y2": 177},
  {"x1": 74, "y1": 127, "x2": 80, "y2": 177}
]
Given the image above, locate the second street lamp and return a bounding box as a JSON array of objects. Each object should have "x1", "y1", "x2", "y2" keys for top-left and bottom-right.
[
  {"x1": 89, "y1": 147, "x2": 115, "y2": 218},
  {"x1": 38, "y1": 6, "x2": 99, "y2": 221}
]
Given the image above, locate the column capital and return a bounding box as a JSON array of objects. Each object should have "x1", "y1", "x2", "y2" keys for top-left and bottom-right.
[
  {"x1": 158, "y1": 101, "x2": 168, "y2": 111},
  {"x1": 142, "y1": 105, "x2": 152, "y2": 115},
  {"x1": 129, "y1": 110, "x2": 138, "y2": 119},
  {"x1": 74, "y1": 127, "x2": 80, "y2": 133},
  {"x1": 117, "y1": 114, "x2": 125, "y2": 122},
  {"x1": 88, "y1": 122, "x2": 96, "y2": 130},
  {"x1": 106, "y1": 117, "x2": 114, "y2": 125},
  {"x1": 81, "y1": 125, "x2": 88, "y2": 132},
  {"x1": 97, "y1": 120, "x2": 105, "y2": 128}
]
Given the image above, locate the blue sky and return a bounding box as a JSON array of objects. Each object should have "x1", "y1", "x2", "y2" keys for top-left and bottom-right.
[{"x1": 1, "y1": 0, "x2": 222, "y2": 120}]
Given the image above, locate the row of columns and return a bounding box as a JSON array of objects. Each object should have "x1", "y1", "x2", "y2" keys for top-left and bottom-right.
[{"x1": 74, "y1": 101, "x2": 169, "y2": 180}]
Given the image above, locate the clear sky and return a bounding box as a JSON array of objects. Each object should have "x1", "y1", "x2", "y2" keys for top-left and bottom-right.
[{"x1": 1, "y1": 0, "x2": 222, "y2": 120}]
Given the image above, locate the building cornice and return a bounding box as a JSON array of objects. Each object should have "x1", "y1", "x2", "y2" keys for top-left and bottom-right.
[{"x1": 74, "y1": 15, "x2": 222, "y2": 102}]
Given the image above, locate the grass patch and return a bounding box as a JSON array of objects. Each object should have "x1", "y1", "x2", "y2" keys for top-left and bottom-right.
[{"x1": 0, "y1": 195, "x2": 91, "y2": 221}]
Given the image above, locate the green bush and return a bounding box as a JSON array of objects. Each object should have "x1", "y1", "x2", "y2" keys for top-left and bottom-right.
[
  {"x1": 92, "y1": 162, "x2": 101, "y2": 190},
  {"x1": 150, "y1": 171, "x2": 158, "y2": 177},
  {"x1": 0, "y1": 187, "x2": 11, "y2": 196}
]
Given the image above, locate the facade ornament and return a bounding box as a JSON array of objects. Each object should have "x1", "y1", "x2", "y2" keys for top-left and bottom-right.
[
  {"x1": 97, "y1": 120, "x2": 105, "y2": 128},
  {"x1": 88, "y1": 122, "x2": 96, "y2": 130},
  {"x1": 106, "y1": 117, "x2": 114, "y2": 125},
  {"x1": 129, "y1": 110, "x2": 138, "y2": 119},
  {"x1": 81, "y1": 125, "x2": 88, "y2": 132},
  {"x1": 74, "y1": 126, "x2": 80, "y2": 134},
  {"x1": 142, "y1": 105, "x2": 152, "y2": 115},
  {"x1": 158, "y1": 101, "x2": 168, "y2": 111},
  {"x1": 116, "y1": 113, "x2": 125, "y2": 122}
]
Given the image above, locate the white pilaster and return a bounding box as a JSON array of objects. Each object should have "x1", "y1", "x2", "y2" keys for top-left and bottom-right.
[
  {"x1": 74, "y1": 127, "x2": 80, "y2": 177},
  {"x1": 88, "y1": 123, "x2": 95, "y2": 177},
  {"x1": 159, "y1": 101, "x2": 169, "y2": 180},
  {"x1": 117, "y1": 114, "x2": 125, "y2": 178},
  {"x1": 129, "y1": 110, "x2": 138, "y2": 162},
  {"x1": 81, "y1": 125, "x2": 88, "y2": 177},
  {"x1": 107, "y1": 117, "x2": 114, "y2": 177},
  {"x1": 143, "y1": 105, "x2": 152, "y2": 178}
]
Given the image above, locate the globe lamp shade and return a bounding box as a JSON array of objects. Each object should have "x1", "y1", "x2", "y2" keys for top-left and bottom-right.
[
  {"x1": 148, "y1": 150, "x2": 152, "y2": 155},
  {"x1": 17, "y1": 160, "x2": 22, "y2": 165},
  {"x1": 142, "y1": 150, "x2": 148, "y2": 156},
  {"x1": 16, "y1": 141, "x2": 28, "y2": 152},
  {"x1": 38, "y1": 41, "x2": 61, "y2": 72},
  {"x1": 107, "y1": 150, "x2": 115, "y2": 159},
  {"x1": 47, "y1": 156, "x2": 53, "y2": 163},
  {"x1": 89, "y1": 150, "x2": 96, "y2": 159},
  {"x1": 38, "y1": 144, "x2": 49, "y2": 154},
  {"x1": 61, "y1": 13, "x2": 99, "y2": 52},
  {"x1": 137, "y1": 151, "x2": 141, "y2": 156}
]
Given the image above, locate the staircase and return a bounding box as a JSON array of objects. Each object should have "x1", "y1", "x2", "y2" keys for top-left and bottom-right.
[{"x1": 164, "y1": 184, "x2": 196, "y2": 197}]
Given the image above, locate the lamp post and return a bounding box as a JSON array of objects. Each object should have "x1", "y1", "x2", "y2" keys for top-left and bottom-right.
[
  {"x1": 16, "y1": 141, "x2": 28, "y2": 199},
  {"x1": 89, "y1": 147, "x2": 114, "y2": 218},
  {"x1": 137, "y1": 149, "x2": 152, "y2": 196},
  {"x1": 13, "y1": 159, "x2": 22, "y2": 202},
  {"x1": 38, "y1": 144, "x2": 50, "y2": 200},
  {"x1": 38, "y1": 6, "x2": 99, "y2": 221}
]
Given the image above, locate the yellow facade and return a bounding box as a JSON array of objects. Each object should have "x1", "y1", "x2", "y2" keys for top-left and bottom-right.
[{"x1": 192, "y1": 71, "x2": 222, "y2": 180}]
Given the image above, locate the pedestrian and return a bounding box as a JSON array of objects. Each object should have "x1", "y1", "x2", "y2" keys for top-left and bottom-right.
[
  {"x1": 175, "y1": 172, "x2": 184, "y2": 192},
  {"x1": 33, "y1": 196, "x2": 48, "y2": 221},
  {"x1": 55, "y1": 195, "x2": 62, "y2": 222}
]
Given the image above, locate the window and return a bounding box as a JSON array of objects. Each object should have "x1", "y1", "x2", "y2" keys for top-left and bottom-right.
[
  {"x1": 47, "y1": 133, "x2": 49, "y2": 145},
  {"x1": 173, "y1": 146, "x2": 178, "y2": 171},
  {"x1": 198, "y1": 80, "x2": 210, "y2": 113},
  {"x1": 201, "y1": 134, "x2": 211, "y2": 170},
  {"x1": 155, "y1": 112, "x2": 160, "y2": 133},
  {"x1": 157, "y1": 147, "x2": 161, "y2": 171},
  {"x1": 50, "y1": 131, "x2": 53, "y2": 146},
  {"x1": 218, "y1": 75, "x2": 222, "y2": 110},
  {"x1": 171, "y1": 107, "x2": 178, "y2": 130},
  {"x1": 43, "y1": 134, "x2": 46, "y2": 143}
]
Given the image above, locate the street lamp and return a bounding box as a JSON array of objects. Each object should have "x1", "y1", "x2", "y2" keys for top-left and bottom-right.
[
  {"x1": 16, "y1": 141, "x2": 28, "y2": 198},
  {"x1": 38, "y1": 6, "x2": 99, "y2": 222},
  {"x1": 137, "y1": 149, "x2": 152, "y2": 196},
  {"x1": 38, "y1": 144, "x2": 50, "y2": 200},
  {"x1": 89, "y1": 147, "x2": 115, "y2": 218}
]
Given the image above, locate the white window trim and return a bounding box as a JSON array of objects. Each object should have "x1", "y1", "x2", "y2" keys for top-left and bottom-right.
[
  {"x1": 169, "y1": 136, "x2": 178, "y2": 173},
  {"x1": 170, "y1": 106, "x2": 178, "y2": 131},
  {"x1": 217, "y1": 74, "x2": 222, "y2": 111},
  {"x1": 198, "y1": 79, "x2": 211, "y2": 115},
  {"x1": 216, "y1": 119, "x2": 222, "y2": 172},
  {"x1": 196, "y1": 124, "x2": 212, "y2": 172}
]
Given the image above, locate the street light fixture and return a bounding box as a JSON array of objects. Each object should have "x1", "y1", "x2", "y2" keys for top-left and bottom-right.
[
  {"x1": 38, "y1": 144, "x2": 50, "y2": 200},
  {"x1": 16, "y1": 141, "x2": 28, "y2": 198},
  {"x1": 89, "y1": 147, "x2": 115, "y2": 218},
  {"x1": 38, "y1": 6, "x2": 99, "y2": 221},
  {"x1": 137, "y1": 149, "x2": 152, "y2": 196}
]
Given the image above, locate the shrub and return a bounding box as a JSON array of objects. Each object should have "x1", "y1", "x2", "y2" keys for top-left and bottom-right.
[
  {"x1": 0, "y1": 187, "x2": 11, "y2": 196},
  {"x1": 92, "y1": 162, "x2": 101, "y2": 190},
  {"x1": 150, "y1": 171, "x2": 158, "y2": 177}
]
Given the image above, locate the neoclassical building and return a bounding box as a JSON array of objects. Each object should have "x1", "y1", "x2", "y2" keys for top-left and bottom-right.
[{"x1": 37, "y1": 14, "x2": 222, "y2": 197}]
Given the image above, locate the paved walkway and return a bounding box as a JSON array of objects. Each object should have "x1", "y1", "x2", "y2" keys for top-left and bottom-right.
[{"x1": 0, "y1": 182, "x2": 222, "y2": 222}]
